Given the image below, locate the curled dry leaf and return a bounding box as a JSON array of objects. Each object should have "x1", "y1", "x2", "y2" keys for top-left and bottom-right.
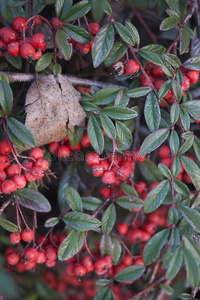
[{"x1": 24, "y1": 75, "x2": 85, "y2": 148}]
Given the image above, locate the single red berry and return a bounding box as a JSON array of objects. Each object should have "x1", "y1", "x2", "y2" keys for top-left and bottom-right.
[
  {"x1": 134, "y1": 149, "x2": 146, "y2": 162},
  {"x1": 144, "y1": 221, "x2": 157, "y2": 235},
  {"x1": 34, "y1": 17, "x2": 42, "y2": 26},
  {"x1": 0, "y1": 155, "x2": 10, "y2": 170},
  {"x1": 97, "y1": 186, "x2": 110, "y2": 199},
  {"x1": 69, "y1": 143, "x2": 81, "y2": 151},
  {"x1": 88, "y1": 23, "x2": 100, "y2": 36},
  {"x1": 151, "y1": 66, "x2": 163, "y2": 78},
  {"x1": 74, "y1": 264, "x2": 87, "y2": 277},
  {"x1": 45, "y1": 259, "x2": 56, "y2": 268},
  {"x1": 9, "y1": 232, "x2": 21, "y2": 244},
  {"x1": 140, "y1": 230, "x2": 151, "y2": 242},
  {"x1": 121, "y1": 254, "x2": 133, "y2": 266},
  {"x1": 36, "y1": 251, "x2": 46, "y2": 264},
  {"x1": 182, "y1": 75, "x2": 190, "y2": 90},
  {"x1": 6, "y1": 252, "x2": 20, "y2": 265},
  {"x1": 31, "y1": 33, "x2": 47, "y2": 51},
  {"x1": 13, "y1": 175, "x2": 26, "y2": 189},
  {"x1": 48, "y1": 142, "x2": 59, "y2": 154},
  {"x1": 149, "y1": 181, "x2": 159, "y2": 189},
  {"x1": 29, "y1": 148, "x2": 43, "y2": 160},
  {"x1": 187, "y1": 70, "x2": 199, "y2": 84},
  {"x1": 51, "y1": 17, "x2": 60, "y2": 29},
  {"x1": 123, "y1": 60, "x2": 140, "y2": 75},
  {"x1": 21, "y1": 228, "x2": 34, "y2": 242},
  {"x1": 6, "y1": 163, "x2": 20, "y2": 177},
  {"x1": 122, "y1": 161, "x2": 134, "y2": 171},
  {"x1": 94, "y1": 258, "x2": 107, "y2": 273},
  {"x1": 123, "y1": 151, "x2": 135, "y2": 162},
  {"x1": 82, "y1": 256, "x2": 94, "y2": 272},
  {"x1": 116, "y1": 223, "x2": 128, "y2": 236},
  {"x1": 0, "y1": 28, "x2": 18, "y2": 43},
  {"x1": 22, "y1": 159, "x2": 34, "y2": 169},
  {"x1": 92, "y1": 163, "x2": 104, "y2": 177},
  {"x1": 116, "y1": 166, "x2": 131, "y2": 180},
  {"x1": 101, "y1": 159, "x2": 110, "y2": 170},
  {"x1": 24, "y1": 170, "x2": 37, "y2": 182},
  {"x1": 20, "y1": 43, "x2": 35, "y2": 59},
  {"x1": 45, "y1": 247, "x2": 57, "y2": 261},
  {"x1": 2, "y1": 179, "x2": 17, "y2": 194},
  {"x1": 0, "y1": 140, "x2": 12, "y2": 155},
  {"x1": 157, "y1": 145, "x2": 170, "y2": 158},
  {"x1": 7, "y1": 41, "x2": 20, "y2": 57},
  {"x1": 57, "y1": 145, "x2": 70, "y2": 158},
  {"x1": 86, "y1": 152, "x2": 100, "y2": 167},
  {"x1": 24, "y1": 247, "x2": 39, "y2": 261},
  {"x1": 135, "y1": 181, "x2": 146, "y2": 194},
  {"x1": 31, "y1": 49, "x2": 42, "y2": 60},
  {"x1": 75, "y1": 43, "x2": 90, "y2": 54},
  {"x1": 31, "y1": 165, "x2": 44, "y2": 179},
  {"x1": 12, "y1": 16, "x2": 27, "y2": 33},
  {"x1": 24, "y1": 260, "x2": 36, "y2": 270},
  {"x1": 0, "y1": 40, "x2": 7, "y2": 57},
  {"x1": 134, "y1": 258, "x2": 144, "y2": 266},
  {"x1": 81, "y1": 133, "x2": 90, "y2": 147},
  {"x1": 0, "y1": 170, "x2": 6, "y2": 182},
  {"x1": 35, "y1": 158, "x2": 49, "y2": 171},
  {"x1": 160, "y1": 157, "x2": 171, "y2": 168},
  {"x1": 130, "y1": 229, "x2": 143, "y2": 243},
  {"x1": 66, "y1": 262, "x2": 75, "y2": 275},
  {"x1": 102, "y1": 171, "x2": 116, "y2": 184}
]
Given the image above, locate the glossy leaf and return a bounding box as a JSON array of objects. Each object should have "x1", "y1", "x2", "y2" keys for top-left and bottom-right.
[
  {"x1": 93, "y1": 88, "x2": 120, "y2": 105},
  {"x1": 35, "y1": 53, "x2": 53, "y2": 72},
  {"x1": 170, "y1": 130, "x2": 180, "y2": 155},
  {"x1": 128, "y1": 87, "x2": 151, "y2": 98},
  {"x1": 102, "y1": 204, "x2": 116, "y2": 234},
  {"x1": 55, "y1": 0, "x2": 73, "y2": 20},
  {"x1": 139, "y1": 50, "x2": 163, "y2": 66},
  {"x1": 182, "y1": 247, "x2": 200, "y2": 287},
  {"x1": 116, "y1": 196, "x2": 144, "y2": 210},
  {"x1": 65, "y1": 186, "x2": 83, "y2": 212},
  {"x1": 179, "y1": 205, "x2": 200, "y2": 233},
  {"x1": 125, "y1": 19, "x2": 140, "y2": 45},
  {"x1": 67, "y1": 126, "x2": 84, "y2": 147},
  {"x1": 144, "y1": 92, "x2": 160, "y2": 132},
  {"x1": 158, "y1": 163, "x2": 172, "y2": 178},
  {"x1": 56, "y1": 29, "x2": 73, "y2": 61},
  {"x1": 104, "y1": 41, "x2": 127, "y2": 67},
  {"x1": 100, "y1": 113, "x2": 116, "y2": 140},
  {"x1": 182, "y1": 100, "x2": 200, "y2": 121},
  {"x1": 180, "y1": 156, "x2": 200, "y2": 191},
  {"x1": 0, "y1": 219, "x2": 19, "y2": 232},
  {"x1": 116, "y1": 121, "x2": 132, "y2": 150},
  {"x1": 140, "y1": 160, "x2": 163, "y2": 182},
  {"x1": 173, "y1": 179, "x2": 190, "y2": 197},
  {"x1": 94, "y1": 287, "x2": 115, "y2": 300},
  {"x1": 44, "y1": 217, "x2": 59, "y2": 228},
  {"x1": 183, "y1": 55, "x2": 200, "y2": 71},
  {"x1": 63, "y1": 24, "x2": 91, "y2": 44},
  {"x1": 82, "y1": 197, "x2": 102, "y2": 211},
  {"x1": 62, "y1": 211, "x2": 101, "y2": 231},
  {"x1": 114, "y1": 22, "x2": 135, "y2": 46},
  {"x1": 102, "y1": 106, "x2": 137, "y2": 120},
  {"x1": 170, "y1": 103, "x2": 180, "y2": 124},
  {"x1": 0, "y1": 80, "x2": 13, "y2": 115},
  {"x1": 114, "y1": 265, "x2": 145, "y2": 282},
  {"x1": 62, "y1": 0, "x2": 91, "y2": 22},
  {"x1": 160, "y1": 16, "x2": 179, "y2": 31},
  {"x1": 87, "y1": 114, "x2": 104, "y2": 154},
  {"x1": 166, "y1": 247, "x2": 183, "y2": 279}
]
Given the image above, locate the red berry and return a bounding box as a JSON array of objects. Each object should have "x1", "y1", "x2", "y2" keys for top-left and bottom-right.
[
  {"x1": 0, "y1": 40, "x2": 7, "y2": 57},
  {"x1": 6, "y1": 163, "x2": 20, "y2": 177},
  {"x1": 0, "y1": 140, "x2": 12, "y2": 155},
  {"x1": 0, "y1": 171, "x2": 6, "y2": 181},
  {"x1": 20, "y1": 43, "x2": 36, "y2": 59},
  {"x1": 151, "y1": 66, "x2": 163, "y2": 78},
  {"x1": 46, "y1": 247, "x2": 57, "y2": 261},
  {"x1": 75, "y1": 43, "x2": 90, "y2": 54},
  {"x1": 35, "y1": 158, "x2": 49, "y2": 171},
  {"x1": 82, "y1": 255, "x2": 94, "y2": 272},
  {"x1": 94, "y1": 258, "x2": 107, "y2": 273},
  {"x1": 182, "y1": 75, "x2": 190, "y2": 90},
  {"x1": 81, "y1": 133, "x2": 90, "y2": 147},
  {"x1": 160, "y1": 157, "x2": 171, "y2": 168},
  {"x1": 97, "y1": 186, "x2": 110, "y2": 199},
  {"x1": 135, "y1": 181, "x2": 146, "y2": 194},
  {"x1": 102, "y1": 171, "x2": 116, "y2": 184},
  {"x1": 116, "y1": 166, "x2": 131, "y2": 180},
  {"x1": 88, "y1": 23, "x2": 100, "y2": 36},
  {"x1": 74, "y1": 264, "x2": 87, "y2": 277},
  {"x1": 24, "y1": 170, "x2": 37, "y2": 182},
  {"x1": 12, "y1": 17, "x2": 27, "y2": 33},
  {"x1": 36, "y1": 251, "x2": 46, "y2": 264},
  {"x1": 123, "y1": 151, "x2": 135, "y2": 162},
  {"x1": 45, "y1": 259, "x2": 56, "y2": 268},
  {"x1": 13, "y1": 175, "x2": 26, "y2": 189},
  {"x1": 134, "y1": 149, "x2": 146, "y2": 162},
  {"x1": 22, "y1": 159, "x2": 34, "y2": 169},
  {"x1": 86, "y1": 152, "x2": 100, "y2": 167},
  {"x1": 21, "y1": 228, "x2": 34, "y2": 242},
  {"x1": 31, "y1": 165, "x2": 44, "y2": 179},
  {"x1": 121, "y1": 254, "x2": 133, "y2": 266},
  {"x1": 24, "y1": 260, "x2": 36, "y2": 270},
  {"x1": 6, "y1": 252, "x2": 20, "y2": 265},
  {"x1": 29, "y1": 148, "x2": 43, "y2": 160},
  {"x1": 24, "y1": 247, "x2": 39, "y2": 261},
  {"x1": 2, "y1": 179, "x2": 17, "y2": 194},
  {"x1": 0, "y1": 28, "x2": 18, "y2": 43},
  {"x1": 116, "y1": 223, "x2": 128, "y2": 236},
  {"x1": 9, "y1": 232, "x2": 21, "y2": 244},
  {"x1": 130, "y1": 229, "x2": 143, "y2": 242},
  {"x1": 51, "y1": 17, "x2": 60, "y2": 29},
  {"x1": 7, "y1": 41, "x2": 20, "y2": 57},
  {"x1": 48, "y1": 142, "x2": 59, "y2": 154},
  {"x1": 123, "y1": 60, "x2": 140, "y2": 75},
  {"x1": 144, "y1": 221, "x2": 157, "y2": 235},
  {"x1": 31, "y1": 33, "x2": 47, "y2": 51},
  {"x1": 66, "y1": 262, "x2": 75, "y2": 275},
  {"x1": 92, "y1": 163, "x2": 104, "y2": 177},
  {"x1": 31, "y1": 49, "x2": 42, "y2": 60},
  {"x1": 157, "y1": 145, "x2": 170, "y2": 158},
  {"x1": 57, "y1": 145, "x2": 70, "y2": 158},
  {"x1": 187, "y1": 70, "x2": 199, "y2": 84}
]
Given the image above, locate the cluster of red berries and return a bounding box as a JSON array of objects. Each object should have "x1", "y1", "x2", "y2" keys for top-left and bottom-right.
[
  {"x1": 111, "y1": 59, "x2": 140, "y2": 76},
  {"x1": 0, "y1": 140, "x2": 49, "y2": 194},
  {"x1": 0, "y1": 16, "x2": 46, "y2": 60},
  {"x1": 140, "y1": 62, "x2": 199, "y2": 106},
  {"x1": 86, "y1": 149, "x2": 146, "y2": 185}
]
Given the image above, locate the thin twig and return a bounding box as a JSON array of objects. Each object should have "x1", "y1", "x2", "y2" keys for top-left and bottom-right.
[{"x1": 0, "y1": 199, "x2": 11, "y2": 213}]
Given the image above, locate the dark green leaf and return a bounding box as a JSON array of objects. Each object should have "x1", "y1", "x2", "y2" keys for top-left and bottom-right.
[
  {"x1": 144, "y1": 180, "x2": 170, "y2": 213},
  {"x1": 94, "y1": 287, "x2": 115, "y2": 300},
  {"x1": 142, "y1": 44, "x2": 166, "y2": 54},
  {"x1": 114, "y1": 88, "x2": 130, "y2": 107},
  {"x1": 92, "y1": 23, "x2": 114, "y2": 68},
  {"x1": 111, "y1": 237, "x2": 122, "y2": 265},
  {"x1": 180, "y1": 27, "x2": 190, "y2": 55},
  {"x1": 179, "y1": 135, "x2": 194, "y2": 154},
  {"x1": 87, "y1": 114, "x2": 104, "y2": 154},
  {"x1": 179, "y1": 205, "x2": 200, "y2": 232},
  {"x1": 67, "y1": 126, "x2": 84, "y2": 147},
  {"x1": 14, "y1": 188, "x2": 51, "y2": 212},
  {"x1": 93, "y1": 88, "x2": 120, "y2": 105},
  {"x1": 125, "y1": 19, "x2": 140, "y2": 45},
  {"x1": 5, "y1": 53, "x2": 22, "y2": 69},
  {"x1": 170, "y1": 103, "x2": 180, "y2": 124},
  {"x1": 182, "y1": 247, "x2": 200, "y2": 287},
  {"x1": 91, "y1": 0, "x2": 106, "y2": 23},
  {"x1": 63, "y1": 24, "x2": 91, "y2": 44},
  {"x1": 158, "y1": 80, "x2": 172, "y2": 100},
  {"x1": 100, "y1": 113, "x2": 116, "y2": 140},
  {"x1": 182, "y1": 100, "x2": 200, "y2": 121},
  {"x1": 180, "y1": 156, "x2": 200, "y2": 190},
  {"x1": 104, "y1": 0, "x2": 112, "y2": 15},
  {"x1": 166, "y1": 247, "x2": 183, "y2": 279},
  {"x1": 128, "y1": 87, "x2": 151, "y2": 98},
  {"x1": 173, "y1": 179, "x2": 190, "y2": 197},
  {"x1": 183, "y1": 55, "x2": 200, "y2": 71},
  {"x1": 81, "y1": 101, "x2": 99, "y2": 111},
  {"x1": 102, "y1": 204, "x2": 116, "y2": 234},
  {"x1": 143, "y1": 229, "x2": 170, "y2": 265},
  {"x1": 116, "y1": 121, "x2": 132, "y2": 150},
  {"x1": 96, "y1": 279, "x2": 111, "y2": 286},
  {"x1": 44, "y1": 217, "x2": 59, "y2": 228},
  {"x1": 144, "y1": 92, "x2": 160, "y2": 132},
  {"x1": 158, "y1": 163, "x2": 172, "y2": 178},
  {"x1": 100, "y1": 234, "x2": 113, "y2": 256},
  {"x1": 0, "y1": 219, "x2": 19, "y2": 232},
  {"x1": 160, "y1": 61, "x2": 174, "y2": 77},
  {"x1": 114, "y1": 265, "x2": 145, "y2": 282},
  {"x1": 160, "y1": 16, "x2": 179, "y2": 31},
  {"x1": 163, "y1": 53, "x2": 181, "y2": 68},
  {"x1": 35, "y1": 53, "x2": 53, "y2": 72},
  {"x1": 0, "y1": 80, "x2": 13, "y2": 115},
  {"x1": 170, "y1": 130, "x2": 180, "y2": 155},
  {"x1": 62, "y1": 0, "x2": 91, "y2": 22},
  {"x1": 116, "y1": 196, "x2": 144, "y2": 210},
  {"x1": 6, "y1": 117, "x2": 36, "y2": 148},
  {"x1": 56, "y1": 29, "x2": 72, "y2": 61},
  {"x1": 102, "y1": 106, "x2": 137, "y2": 120},
  {"x1": 180, "y1": 107, "x2": 190, "y2": 131},
  {"x1": 114, "y1": 22, "x2": 135, "y2": 46},
  {"x1": 172, "y1": 156, "x2": 181, "y2": 178},
  {"x1": 139, "y1": 128, "x2": 169, "y2": 156},
  {"x1": 82, "y1": 197, "x2": 102, "y2": 210},
  {"x1": 140, "y1": 160, "x2": 163, "y2": 182},
  {"x1": 58, "y1": 230, "x2": 85, "y2": 260},
  {"x1": 104, "y1": 41, "x2": 127, "y2": 67},
  {"x1": 139, "y1": 50, "x2": 163, "y2": 66},
  {"x1": 55, "y1": 0, "x2": 73, "y2": 20},
  {"x1": 167, "y1": 206, "x2": 179, "y2": 225},
  {"x1": 172, "y1": 80, "x2": 182, "y2": 102},
  {"x1": 120, "y1": 183, "x2": 138, "y2": 197},
  {"x1": 52, "y1": 63, "x2": 62, "y2": 76},
  {"x1": 65, "y1": 186, "x2": 83, "y2": 212},
  {"x1": 62, "y1": 211, "x2": 101, "y2": 231}
]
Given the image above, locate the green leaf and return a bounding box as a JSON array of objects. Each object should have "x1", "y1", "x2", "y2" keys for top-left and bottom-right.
[
  {"x1": 140, "y1": 160, "x2": 163, "y2": 182},
  {"x1": 166, "y1": 247, "x2": 183, "y2": 279},
  {"x1": 128, "y1": 87, "x2": 151, "y2": 98},
  {"x1": 139, "y1": 50, "x2": 163, "y2": 66},
  {"x1": 193, "y1": 139, "x2": 200, "y2": 162},
  {"x1": 120, "y1": 183, "x2": 138, "y2": 197},
  {"x1": 182, "y1": 100, "x2": 200, "y2": 121},
  {"x1": 94, "y1": 287, "x2": 115, "y2": 300},
  {"x1": 170, "y1": 130, "x2": 180, "y2": 155},
  {"x1": 5, "y1": 53, "x2": 22, "y2": 70},
  {"x1": 35, "y1": 53, "x2": 53, "y2": 72},
  {"x1": 14, "y1": 188, "x2": 51, "y2": 212},
  {"x1": 179, "y1": 27, "x2": 190, "y2": 55},
  {"x1": 36, "y1": 280, "x2": 57, "y2": 300},
  {"x1": 104, "y1": 41, "x2": 127, "y2": 67},
  {"x1": 96, "y1": 279, "x2": 111, "y2": 286},
  {"x1": 183, "y1": 55, "x2": 200, "y2": 71},
  {"x1": 170, "y1": 103, "x2": 180, "y2": 124},
  {"x1": 62, "y1": 0, "x2": 91, "y2": 22},
  {"x1": 44, "y1": 217, "x2": 59, "y2": 228},
  {"x1": 144, "y1": 92, "x2": 160, "y2": 132},
  {"x1": 114, "y1": 88, "x2": 130, "y2": 107},
  {"x1": 58, "y1": 230, "x2": 85, "y2": 261},
  {"x1": 114, "y1": 265, "x2": 145, "y2": 282},
  {"x1": 179, "y1": 205, "x2": 200, "y2": 233},
  {"x1": 65, "y1": 186, "x2": 83, "y2": 212},
  {"x1": 167, "y1": 206, "x2": 179, "y2": 225},
  {"x1": 142, "y1": 44, "x2": 166, "y2": 54},
  {"x1": 67, "y1": 126, "x2": 84, "y2": 147},
  {"x1": 82, "y1": 197, "x2": 102, "y2": 211},
  {"x1": 6, "y1": 117, "x2": 36, "y2": 148},
  {"x1": 93, "y1": 88, "x2": 120, "y2": 105},
  {"x1": 173, "y1": 179, "x2": 190, "y2": 197},
  {"x1": 0, "y1": 219, "x2": 19, "y2": 232},
  {"x1": 116, "y1": 121, "x2": 132, "y2": 150},
  {"x1": 62, "y1": 211, "x2": 101, "y2": 231},
  {"x1": 163, "y1": 53, "x2": 181, "y2": 68},
  {"x1": 114, "y1": 22, "x2": 135, "y2": 46},
  {"x1": 172, "y1": 156, "x2": 181, "y2": 178},
  {"x1": 125, "y1": 19, "x2": 140, "y2": 45},
  {"x1": 100, "y1": 234, "x2": 113, "y2": 256},
  {"x1": 111, "y1": 237, "x2": 122, "y2": 265},
  {"x1": 158, "y1": 80, "x2": 172, "y2": 100},
  {"x1": 100, "y1": 113, "x2": 116, "y2": 140},
  {"x1": 139, "y1": 128, "x2": 169, "y2": 156},
  {"x1": 143, "y1": 229, "x2": 170, "y2": 265},
  {"x1": 87, "y1": 114, "x2": 104, "y2": 154},
  {"x1": 102, "y1": 106, "x2": 138, "y2": 120},
  {"x1": 116, "y1": 196, "x2": 144, "y2": 210},
  {"x1": 179, "y1": 135, "x2": 194, "y2": 154},
  {"x1": 102, "y1": 204, "x2": 116, "y2": 234},
  {"x1": 81, "y1": 101, "x2": 99, "y2": 111},
  {"x1": 182, "y1": 247, "x2": 200, "y2": 287},
  {"x1": 160, "y1": 61, "x2": 174, "y2": 77},
  {"x1": 180, "y1": 107, "x2": 190, "y2": 131},
  {"x1": 63, "y1": 24, "x2": 91, "y2": 44},
  {"x1": 180, "y1": 156, "x2": 200, "y2": 190},
  {"x1": 0, "y1": 80, "x2": 13, "y2": 115},
  {"x1": 160, "y1": 16, "x2": 179, "y2": 31},
  {"x1": 56, "y1": 29, "x2": 72, "y2": 61},
  {"x1": 172, "y1": 80, "x2": 182, "y2": 102},
  {"x1": 144, "y1": 180, "x2": 170, "y2": 213},
  {"x1": 158, "y1": 163, "x2": 172, "y2": 178},
  {"x1": 52, "y1": 63, "x2": 62, "y2": 76},
  {"x1": 0, "y1": 73, "x2": 9, "y2": 83},
  {"x1": 104, "y1": 0, "x2": 112, "y2": 15},
  {"x1": 92, "y1": 23, "x2": 114, "y2": 68},
  {"x1": 55, "y1": 0, "x2": 73, "y2": 20}
]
